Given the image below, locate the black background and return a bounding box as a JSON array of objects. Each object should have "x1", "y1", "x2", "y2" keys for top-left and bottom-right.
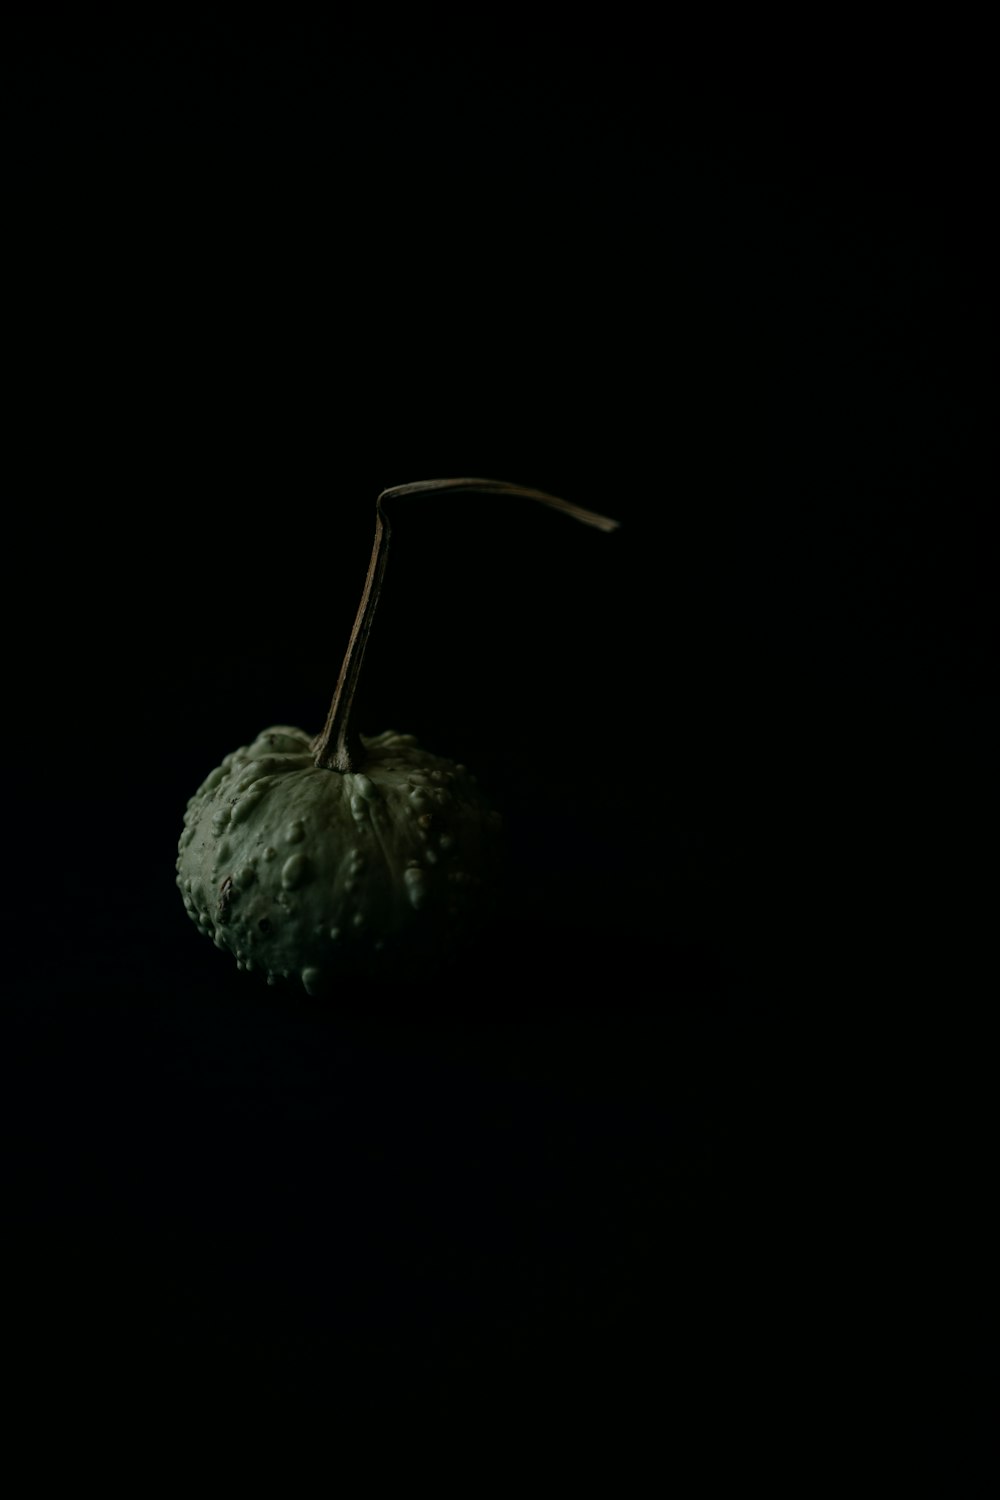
[{"x1": 2, "y1": 22, "x2": 988, "y2": 1445}]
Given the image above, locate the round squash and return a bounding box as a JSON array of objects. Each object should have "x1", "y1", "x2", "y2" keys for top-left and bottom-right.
[
  {"x1": 177, "y1": 725, "x2": 501, "y2": 992},
  {"x1": 176, "y1": 478, "x2": 617, "y2": 994}
]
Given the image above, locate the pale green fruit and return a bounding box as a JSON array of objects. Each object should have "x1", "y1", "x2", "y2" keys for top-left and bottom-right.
[{"x1": 176, "y1": 725, "x2": 501, "y2": 994}]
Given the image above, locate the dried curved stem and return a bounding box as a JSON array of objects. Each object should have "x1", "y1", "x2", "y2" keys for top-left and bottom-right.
[{"x1": 311, "y1": 478, "x2": 620, "y2": 773}]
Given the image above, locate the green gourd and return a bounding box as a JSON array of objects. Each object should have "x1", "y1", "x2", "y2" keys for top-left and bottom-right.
[{"x1": 176, "y1": 478, "x2": 618, "y2": 994}]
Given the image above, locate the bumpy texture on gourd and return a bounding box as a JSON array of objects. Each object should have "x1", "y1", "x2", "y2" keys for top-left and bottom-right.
[{"x1": 176, "y1": 725, "x2": 501, "y2": 993}]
